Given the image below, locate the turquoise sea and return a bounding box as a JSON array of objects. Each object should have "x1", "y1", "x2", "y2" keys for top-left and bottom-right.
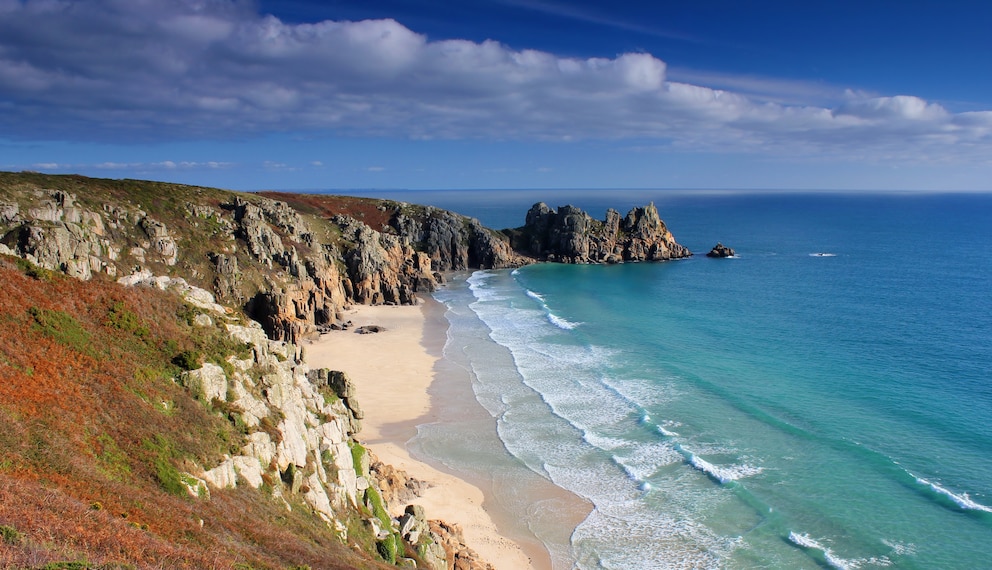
[{"x1": 357, "y1": 190, "x2": 992, "y2": 568}]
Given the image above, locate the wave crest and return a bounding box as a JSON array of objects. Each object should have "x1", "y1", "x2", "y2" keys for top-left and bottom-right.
[
  {"x1": 788, "y1": 532, "x2": 892, "y2": 570},
  {"x1": 686, "y1": 452, "x2": 763, "y2": 484},
  {"x1": 914, "y1": 476, "x2": 992, "y2": 513}
]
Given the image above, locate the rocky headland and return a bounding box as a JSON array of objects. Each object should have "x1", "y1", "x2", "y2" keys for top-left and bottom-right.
[
  {"x1": 505, "y1": 201, "x2": 692, "y2": 263},
  {"x1": 0, "y1": 171, "x2": 692, "y2": 569}
]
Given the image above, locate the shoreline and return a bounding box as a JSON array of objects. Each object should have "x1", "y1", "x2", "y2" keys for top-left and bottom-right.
[{"x1": 305, "y1": 297, "x2": 557, "y2": 569}]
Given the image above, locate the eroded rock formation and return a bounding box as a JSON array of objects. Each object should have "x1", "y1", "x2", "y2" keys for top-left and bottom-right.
[{"x1": 507, "y1": 201, "x2": 692, "y2": 263}]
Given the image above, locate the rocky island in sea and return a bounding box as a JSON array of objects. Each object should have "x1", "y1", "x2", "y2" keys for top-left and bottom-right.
[{"x1": 0, "y1": 171, "x2": 692, "y2": 569}]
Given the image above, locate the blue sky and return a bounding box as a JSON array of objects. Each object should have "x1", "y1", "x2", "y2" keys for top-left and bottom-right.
[{"x1": 1, "y1": 0, "x2": 990, "y2": 191}]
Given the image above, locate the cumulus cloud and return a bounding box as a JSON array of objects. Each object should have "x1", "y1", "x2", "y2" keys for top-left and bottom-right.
[{"x1": 0, "y1": 0, "x2": 988, "y2": 163}]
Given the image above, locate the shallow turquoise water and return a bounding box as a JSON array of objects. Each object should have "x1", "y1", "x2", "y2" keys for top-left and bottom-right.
[{"x1": 409, "y1": 191, "x2": 992, "y2": 569}]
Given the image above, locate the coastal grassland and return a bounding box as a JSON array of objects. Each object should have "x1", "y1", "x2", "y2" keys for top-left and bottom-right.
[
  {"x1": 0, "y1": 256, "x2": 393, "y2": 569},
  {"x1": 0, "y1": 171, "x2": 233, "y2": 224}
]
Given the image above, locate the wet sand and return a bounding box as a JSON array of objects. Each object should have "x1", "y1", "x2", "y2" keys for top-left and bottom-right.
[{"x1": 305, "y1": 299, "x2": 551, "y2": 569}]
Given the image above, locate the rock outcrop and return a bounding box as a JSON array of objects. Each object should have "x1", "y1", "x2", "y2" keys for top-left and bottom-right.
[
  {"x1": 400, "y1": 207, "x2": 526, "y2": 272},
  {"x1": 706, "y1": 243, "x2": 735, "y2": 258},
  {"x1": 429, "y1": 520, "x2": 496, "y2": 570},
  {"x1": 115, "y1": 274, "x2": 470, "y2": 568},
  {"x1": 0, "y1": 173, "x2": 525, "y2": 344},
  {"x1": 507, "y1": 202, "x2": 692, "y2": 263}
]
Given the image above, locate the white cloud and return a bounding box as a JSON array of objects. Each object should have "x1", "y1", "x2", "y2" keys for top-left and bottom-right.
[
  {"x1": 62, "y1": 160, "x2": 234, "y2": 171},
  {"x1": 0, "y1": 0, "x2": 988, "y2": 164},
  {"x1": 834, "y1": 94, "x2": 949, "y2": 122}
]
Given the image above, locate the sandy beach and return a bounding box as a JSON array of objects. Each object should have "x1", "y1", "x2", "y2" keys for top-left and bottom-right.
[{"x1": 305, "y1": 298, "x2": 546, "y2": 570}]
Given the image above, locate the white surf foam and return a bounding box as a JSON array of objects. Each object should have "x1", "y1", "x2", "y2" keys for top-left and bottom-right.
[
  {"x1": 686, "y1": 452, "x2": 763, "y2": 484},
  {"x1": 789, "y1": 532, "x2": 854, "y2": 570},
  {"x1": 809, "y1": 252, "x2": 837, "y2": 257},
  {"x1": 522, "y1": 287, "x2": 582, "y2": 329},
  {"x1": 525, "y1": 288, "x2": 545, "y2": 302},
  {"x1": 547, "y1": 311, "x2": 582, "y2": 330},
  {"x1": 914, "y1": 476, "x2": 992, "y2": 512},
  {"x1": 788, "y1": 532, "x2": 891, "y2": 569},
  {"x1": 881, "y1": 539, "x2": 916, "y2": 557},
  {"x1": 657, "y1": 425, "x2": 679, "y2": 437}
]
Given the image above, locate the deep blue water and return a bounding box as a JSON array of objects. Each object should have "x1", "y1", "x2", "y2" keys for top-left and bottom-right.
[{"x1": 355, "y1": 190, "x2": 992, "y2": 568}]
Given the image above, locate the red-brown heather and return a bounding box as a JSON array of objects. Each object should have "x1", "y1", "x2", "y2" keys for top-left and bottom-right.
[
  {"x1": 257, "y1": 192, "x2": 404, "y2": 231},
  {"x1": 0, "y1": 257, "x2": 391, "y2": 570}
]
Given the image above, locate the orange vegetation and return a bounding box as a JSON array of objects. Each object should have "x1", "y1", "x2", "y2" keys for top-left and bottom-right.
[
  {"x1": 0, "y1": 257, "x2": 389, "y2": 569},
  {"x1": 256, "y1": 192, "x2": 400, "y2": 231}
]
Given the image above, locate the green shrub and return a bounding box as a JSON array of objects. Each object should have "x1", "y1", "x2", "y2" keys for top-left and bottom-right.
[
  {"x1": 376, "y1": 533, "x2": 399, "y2": 564},
  {"x1": 105, "y1": 301, "x2": 150, "y2": 339},
  {"x1": 176, "y1": 303, "x2": 200, "y2": 326},
  {"x1": 0, "y1": 524, "x2": 23, "y2": 545},
  {"x1": 172, "y1": 350, "x2": 201, "y2": 371},
  {"x1": 14, "y1": 257, "x2": 55, "y2": 281}
]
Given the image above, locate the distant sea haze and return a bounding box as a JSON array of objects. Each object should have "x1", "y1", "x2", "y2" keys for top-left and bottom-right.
[{"x1": 402, "y1": 190, "x2": 992, "y2": 569}]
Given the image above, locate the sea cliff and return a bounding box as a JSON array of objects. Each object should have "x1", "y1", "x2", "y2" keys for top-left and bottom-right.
[{"x1": 0, "y1": 172, "x2": 690, "y2": 569}]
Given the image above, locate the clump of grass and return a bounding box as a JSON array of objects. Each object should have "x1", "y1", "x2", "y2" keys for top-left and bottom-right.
[
  {"x1": 349, "y1": 441, "x2": 366, "y2": 476},
  {"x1": 142, "y1": 435, "x2": 185, "y2": 497},
  {"x1": 257, "y1": 414, "x2": 283, "y2": 445},
  {"x1": 14, "y1": 257, "x2": 56, "y2": 281},
  {"x1": 105, "y1": 301, "x2": 150, "y2": 340},
  {"x1": 28, "y1": 306, "x2": 93, "y2": 356},
  {"x1": 94, "y1": 433, "x2": 131, "y2": 482}
]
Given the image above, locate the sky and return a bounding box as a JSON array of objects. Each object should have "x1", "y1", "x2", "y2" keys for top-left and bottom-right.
[{"x1": 1, "y1": 0, "x2": 991, "y2": 191}]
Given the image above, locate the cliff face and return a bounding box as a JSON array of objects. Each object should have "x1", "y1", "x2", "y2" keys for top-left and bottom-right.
[
  {"x1": 0, "y1": 258, "x2": 474, "y2": 569},
  {"x1": 507, "y1": 202, "x2": 692, "y2": 263},
  {"x1": 0, "y1": 173, "x2": 523, "y2": 343}
]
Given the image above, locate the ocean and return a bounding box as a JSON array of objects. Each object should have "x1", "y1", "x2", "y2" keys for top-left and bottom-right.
[{"x1": 352, "y1": 190, "x2": 992, "y2": 569}]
